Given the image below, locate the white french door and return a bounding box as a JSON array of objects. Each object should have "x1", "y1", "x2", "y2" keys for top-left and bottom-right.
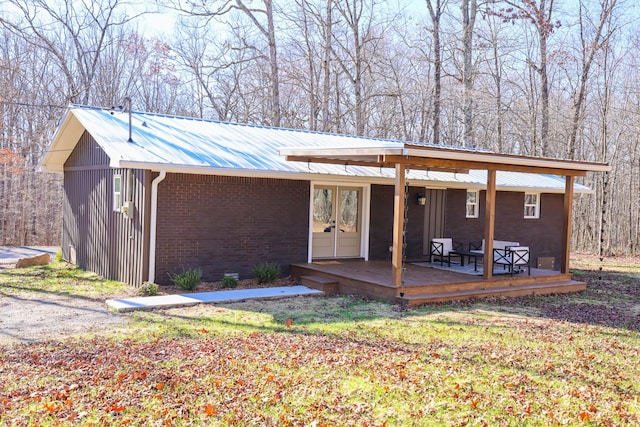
[{"x1": 311, "y1": 185, "x2": 364, "y2": 259}]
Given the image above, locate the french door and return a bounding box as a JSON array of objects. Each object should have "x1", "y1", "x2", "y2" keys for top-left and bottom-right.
[{"x1": 312, "y1": 185, "x2": 363, "y2": 259}]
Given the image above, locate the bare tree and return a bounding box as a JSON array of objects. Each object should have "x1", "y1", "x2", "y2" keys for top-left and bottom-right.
[
  {"x1": 0, "y1": 0, "x2": 141, "y2": 104},
  {"x1": 332, "y1": 0, "x2": 384, "y2": 135},
  {"x1": 425, "y1": 0, "x2": 447, "y2": 145},
  {"x1": 169, "y1": 0, "x2": 282, "y2": 126},
  {"x1": 461, "y1": 0, "x2": 477, "y2": 147},
  {"x1": 566, "y1": 0, "x2": 618, "y2": 160},
  {"x1": 490, "y1": 0, "x2": 560, "y2": 156}
]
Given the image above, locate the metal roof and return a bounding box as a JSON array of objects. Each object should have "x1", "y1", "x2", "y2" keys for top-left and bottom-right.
[{"x1": 40, "y1": 105, "x2": 596, "y2": 193}]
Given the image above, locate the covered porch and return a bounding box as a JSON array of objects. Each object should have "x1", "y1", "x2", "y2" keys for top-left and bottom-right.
[
  {"x1": 282, "y1": 144, "x2": 609, "y2": 305},
  {"x1": 291, "y1": 259, "x2": 586, "y2": 306}
]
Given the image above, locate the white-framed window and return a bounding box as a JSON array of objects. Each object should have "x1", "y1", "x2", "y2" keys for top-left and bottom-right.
[
  {"x1": 466, "y1": 190, "x2": 479, "y2": 218},
  {"x1": 113, "y1": 174, "x2": 122, "y2": 211},
  {"x1": 524, "y1": 193, "x2": 540, "y2": 219}
]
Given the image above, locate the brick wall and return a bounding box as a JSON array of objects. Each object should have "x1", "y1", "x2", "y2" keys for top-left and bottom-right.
[
  {"x1": 445, "y1": 189, "x2": 564, "y2": 269},
  {"x1": 369, "y1": 184, "x2": 425, "y2": 260},
  {"x1": 155, "y1": 174, "x2": 310, "y2": 283}
]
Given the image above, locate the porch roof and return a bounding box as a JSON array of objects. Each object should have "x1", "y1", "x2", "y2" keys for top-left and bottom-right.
[{"x1": 279, "y1": 144, "x2": 611, "y2": 177}]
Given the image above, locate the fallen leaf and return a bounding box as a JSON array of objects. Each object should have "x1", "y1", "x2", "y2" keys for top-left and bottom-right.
[
  {"x1": 43, "y1": 402, "x2": 59, "y2": 413},
  {"x1": 204, "y1": 403, "x2": 218, "y2": 416},
  {"x1": 110, "y1": 403, "x2": 125, "y2": 412}
]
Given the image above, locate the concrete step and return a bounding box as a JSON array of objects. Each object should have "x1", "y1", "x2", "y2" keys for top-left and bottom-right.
[
  {"x1": 299, "y1": 275, "x2": 339, "y2": 295},
  {"x1": 396, "y1": 280, "x2": 586, "y2": 307}
]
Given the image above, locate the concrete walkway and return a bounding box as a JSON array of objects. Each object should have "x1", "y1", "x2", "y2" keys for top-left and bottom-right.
[{"x1": 106, "y1": 285, "x2": 324, "y2": 312}]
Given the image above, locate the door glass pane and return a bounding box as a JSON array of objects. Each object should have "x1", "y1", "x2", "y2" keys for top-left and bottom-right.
[
  {"x1": 339, "y1": 189, "x2": 358, "y2": 233},
  {"x1": 313, "y1": 188, "x2": 333, "y2": 232}
]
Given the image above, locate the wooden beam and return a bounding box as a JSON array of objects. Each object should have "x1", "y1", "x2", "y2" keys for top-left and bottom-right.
[
  {"x1": 392, "y1": 163, "x2": 406, "y2": 291},
  {"x1": 286, "y1": 156, "x2": 389, "y2": 169},
  {"x1": 382, "y1": 155, "x2": 588, "y2": 176},
  {"x1": 561, "y1": 176, "x2": 574, "y2": 274},
  {"x1": 287, "y1": 155, "x2": 464, "y2": 173},
  {"x1": 483, "y1": 170, "x2": 497, "y2": 280}
]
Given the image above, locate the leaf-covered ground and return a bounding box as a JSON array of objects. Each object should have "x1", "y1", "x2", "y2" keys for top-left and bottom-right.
[{"x1": 0, "y1": 255, "x2": 638, "y2": 426}]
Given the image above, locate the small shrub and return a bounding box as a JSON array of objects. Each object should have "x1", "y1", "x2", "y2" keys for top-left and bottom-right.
[
  {"x1": 55, "y1": 250, "x2": 63, "y2": 262},
  {"x1": 253, "y1": 262, "x2": 280, "y2": 283},
  {"x1": 169, "y1": 268, "x2": 202, "y2": 291},
  {"x1": 138, "y1": 282, "x2": 159, "y2": 296},
  {"x1": 220, "y1": 276, "x2": 238, "y2": 289}
]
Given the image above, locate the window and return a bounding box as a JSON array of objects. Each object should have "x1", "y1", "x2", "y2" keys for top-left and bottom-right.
[
  {"x1": 113, "y1": 174, "x2": 122, "y2": 211},
  {"x1": 466, "y1": 190, "x2": 479, "y2": 218},
  {"x1": 524, "y1": 193, "x2": 540, "y2": 219}
]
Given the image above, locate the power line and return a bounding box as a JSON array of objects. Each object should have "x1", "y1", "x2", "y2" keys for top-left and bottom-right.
[{"x1": 0, "y1": 100, "x2": 67, "y2": 110}]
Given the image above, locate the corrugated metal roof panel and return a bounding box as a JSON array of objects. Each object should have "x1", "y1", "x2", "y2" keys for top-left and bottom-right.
[{"x1": 46, "y1": 106, "x2": 590, "y2": 192}]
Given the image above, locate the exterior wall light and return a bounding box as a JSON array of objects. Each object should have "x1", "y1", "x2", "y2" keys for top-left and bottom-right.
[{"x1": 417, "y1": 193, "x2": 427, "y2": 206}]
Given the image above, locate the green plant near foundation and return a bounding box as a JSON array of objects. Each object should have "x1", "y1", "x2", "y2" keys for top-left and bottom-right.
[
  {"x1": 220, "y1": 276, "x2": 238, "y2": 289},
  {"x1": 138, "y1": 281, "x2": 159, "y2": 296},
  {"x1": 169, "y1": 268, "x2": 202, "y2": 291},
  {"x1": 253, "y1": 262, "x2": 280, "y2": 283}
]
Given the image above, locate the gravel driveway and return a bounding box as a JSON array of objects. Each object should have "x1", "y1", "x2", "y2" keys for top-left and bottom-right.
[
  {"x1": 0, "y1": 291, "x2": 127, "y2": 345},
  {"x1": 0, "y1": 246, "x2": 128, "y2": 345}
]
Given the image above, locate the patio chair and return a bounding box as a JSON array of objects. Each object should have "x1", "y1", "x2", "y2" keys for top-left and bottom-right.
[
  {"x1": 468, "y1": 240, "x2": 483, "y2": 253},
  {"x1": 493, "y1": 246, "x2": 530, "y2": 275},
  {"x1": 468, "y1": 239, "x2": 519, "y2": 253},
  {"x1": 430, "y1": 238, "x2": 463, "y2": 266}
]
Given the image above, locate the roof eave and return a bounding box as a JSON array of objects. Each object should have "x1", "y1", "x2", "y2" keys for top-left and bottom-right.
[
  {"x1": 118, "y1": 161, "x2": 590, "y2": 193},
  {"x1": 39, "y1": 109, "x2": 85, "y2": 173}
]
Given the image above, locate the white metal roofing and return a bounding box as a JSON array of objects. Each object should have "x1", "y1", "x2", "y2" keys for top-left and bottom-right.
[{"x1": 41, "y1": 105, "x2": 592, "y2": 193}]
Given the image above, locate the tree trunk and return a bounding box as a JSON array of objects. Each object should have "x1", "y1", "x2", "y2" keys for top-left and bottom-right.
[
  {"x1": 461, "y1": 0, "x2": 477, "y2": 147},
  {"x1": 426, "y1": 0, "x2": 444, "y2": 145}
]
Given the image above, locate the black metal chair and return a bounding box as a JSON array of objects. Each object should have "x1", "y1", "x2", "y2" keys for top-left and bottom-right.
[
  {"x1": 493, "y1": 246, "x2": 530, "y2": 275},
  {"x1": 430, "y1": 238, "x2": 463, "y2": 266}
]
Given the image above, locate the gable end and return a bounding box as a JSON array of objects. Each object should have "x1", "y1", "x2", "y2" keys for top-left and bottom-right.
[{"x1": 64, "y1": 131, "x2": 111, "y2": 169}]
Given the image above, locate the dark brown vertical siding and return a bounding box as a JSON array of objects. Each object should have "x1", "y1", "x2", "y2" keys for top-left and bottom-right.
[
  {"x1": 369, "y1": 184, "x2": 425, "y2": 260},
  {"x1": 154, "y1": 174, "x2": 309, "y2": 284},
  {"x1": 445, "y1": 189, "x2": 564, "y2": 269},
  {"x1": 62, "y1": 131, "x2": 148, "y2": 286},
  {"x1": 422, "y1": 189, "x2": 447, "y2": 255}
]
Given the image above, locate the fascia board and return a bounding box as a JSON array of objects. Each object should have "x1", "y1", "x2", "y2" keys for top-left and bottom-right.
[{"x1": 404, "y1": 148, "x2": 611, "y2": 173}]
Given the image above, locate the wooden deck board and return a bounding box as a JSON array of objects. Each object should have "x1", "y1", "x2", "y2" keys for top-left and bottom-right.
[{"x1": 291, "y1": 260, "x2": 580, "y2": 304}]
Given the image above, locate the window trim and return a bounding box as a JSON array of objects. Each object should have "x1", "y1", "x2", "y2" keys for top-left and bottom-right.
[
  {"x1": 466, "y1": 189, "x2": 479, "y2": 218},
  {"x1": 524, "y1": 192, "x2": 540, "y2": 219},
  {"x1": 113, "y1": 174, "x2": 122, "y2": 212}
]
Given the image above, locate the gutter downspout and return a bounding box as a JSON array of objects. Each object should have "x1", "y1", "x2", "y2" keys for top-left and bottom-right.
[{"x1": 148, "y1": 170, "x2": 166, "y2": 283}]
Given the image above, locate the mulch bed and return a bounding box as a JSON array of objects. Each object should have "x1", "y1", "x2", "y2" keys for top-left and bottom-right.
[{"x1": 158, "y1": 276, "x2": 298, "y2": 295}]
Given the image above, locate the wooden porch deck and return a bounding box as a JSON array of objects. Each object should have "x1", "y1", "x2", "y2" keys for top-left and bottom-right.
[{"x1": 291, "y1": 260, "x2": 586, "y2": 306}]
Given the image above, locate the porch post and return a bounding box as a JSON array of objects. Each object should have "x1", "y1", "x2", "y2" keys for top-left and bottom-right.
[
  {"x1": 392, "y1": 163, "x2": 406, "y2": 290},
  {"x1": 483, "y1": 169, "x2": 496, "y2": 280},
  {"x1": 561, "y1": 175, "x2": 574, "y2": 274}
]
